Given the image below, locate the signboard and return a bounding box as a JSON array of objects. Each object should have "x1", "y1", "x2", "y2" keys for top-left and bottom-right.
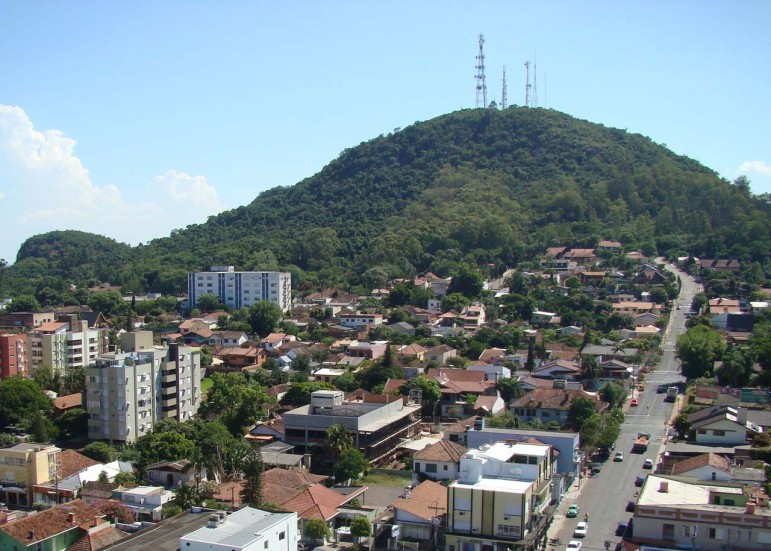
[{"x1": 695, "y1": 384, "x2": 720, "y2": 400}]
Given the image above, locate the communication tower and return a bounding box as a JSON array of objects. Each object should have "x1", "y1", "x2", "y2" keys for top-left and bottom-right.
[
  {"x1": 524, "y1": 61, "x2": 531, "y2": 107},
  {"x1": 532, "y1": 60, "x2": 538, "y2": 107},
  {"x1": 475, "y1": 34, "x2": 488, "y2": 108},
  {"x1": 501, "y1": 66, "x2": 508, "y2": 109}
]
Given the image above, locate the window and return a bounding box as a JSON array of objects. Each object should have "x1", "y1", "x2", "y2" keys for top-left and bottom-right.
[
  {"x1": 708, "y1": 528, "x2": 725, "y2": 540},
  {"x1": 497, "y1": 524, "x2": 521, "y2": 537},
  {"x1": 662, "y1": 524, "x2": 675, "y2": 539},
  {"x1": 279, "y1": 531, "x2": 285, "y2": 540},
  {"x1": 444, "y1": 464, "x2": 449, "y2": 471},
  {"x1": 698, "y1": 429, "x2": 707, "y2": 434},
  {"x1": 712, "y1": 429, "x2": 725, "y2": 436},
  {"x1": 425, "y1": 463, "x2": 437, "y2": 473}
]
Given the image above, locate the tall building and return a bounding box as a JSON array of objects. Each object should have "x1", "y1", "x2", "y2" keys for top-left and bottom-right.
[
  {"x1": 0, "y1": 442, "x2": 60, "y2": 507},
  {"x1": 187, "y1": 266, "x2": 291, "y2": 311},
  {"x1": 0, "y1": 333, "x2": 28, "y2": 379},
  {"x1": 28, "y1": 320, "x2": 105, "y2": 375},
  {"x1": 85, "y1": 336, "x2": 201, "y2": 444}
]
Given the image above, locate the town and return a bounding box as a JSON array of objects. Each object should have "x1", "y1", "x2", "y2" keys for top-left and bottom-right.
[{"x1": 0, "y1": 245, "x2": 768, "y2": 551}]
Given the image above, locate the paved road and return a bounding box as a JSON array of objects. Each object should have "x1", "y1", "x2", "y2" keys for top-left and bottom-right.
[{"x1": 548, "y1": 263, "x2": 700, "y2": 551}]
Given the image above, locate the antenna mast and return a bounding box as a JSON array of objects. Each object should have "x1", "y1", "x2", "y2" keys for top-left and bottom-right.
[
  {"x1": 501, "y1": 66, "x2": 507, "y2": 109},
  {"x1": 532, "y1": 58, "x2": 538, "y2": 107},
  {"x1": 524, "y1": 61, "x2": 531, "y2": 107},
  {"x1": 475, "y1": 34, "x2": 488, "y2": 108}
]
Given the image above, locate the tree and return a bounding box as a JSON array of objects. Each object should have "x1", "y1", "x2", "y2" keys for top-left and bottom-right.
[
  {"x1": 334, "y1": 448, "x2": 368, "y2": 484},
  {"x1": 28, "y1": 409, "x2": 57, "y2": 442},
  {"x1": 248, "y1": 301, "x2": 283, "y2": 337},
  {"x1": 136, "y1": 431, "x2": 196, "y2": 465},
  {"x1": 676, "y1": 325, "x2": 726, "y2": 379},
  {"x1": 198, "y1": 372, "x2": 273, "y2": 435},
  {"x1": 174, "y1": 482, "x2": 201, "y2": 509},
  {"x1": 447, "y1": 265, "x2": 483, "y2": 298},
  {"x1": 486, "y1": 410, "x2": 518, "y2": 428},
  {"x1": 325, "y1": 424, "x2": 353, "y2": 464},
  {"x1": 599, "y1": 382, "x2": 626, "y2": 409},
  {"x1": 349, "y1": 516, "x2": 372, "y2": 547},
  {"x1": 8, "y1": 295, "x2": 41, "y2": 312},
  {"x1": 56, "y1": 407, "x2": 88, "y2": 438},
  {"x1": 305, "y1": 518, "x2": 331, "y2": 545},
  {"x1": 442, "y1": 292, "x2": 470, "y2": 313},
  {"x1": 280, "y1": 382, "x2": 334, "y2": 408},
  {"x1": 401, "y1": 375, "x2": 441, "y2": 420},
  {"x1": 580, "y1": 356, "x2": 601, "y2": 381},
  {"x1": 717, "y1": 345, "x2": 755, "y2": 387},
  {"x1": 82, "y1": 442, "x2": 115, "y2": 463},
  {"x1": 195, "y1": 294, "x2": 226, "y2": 313},
  {"x1": 567, "y1": 396, "x2": 599, "y2": 431},
  {"x1": 240, "y1": 447, "x2": 265, "y2": 507},
  {"x1": 496, "y1": 378, "x2": 523, "y2": 404},
  {"x1": 87, "y1": 291, "x2": 124, "y2": 316},
  {"x1": 0, "y1": 377, "x2": 52, "y2": 427}
]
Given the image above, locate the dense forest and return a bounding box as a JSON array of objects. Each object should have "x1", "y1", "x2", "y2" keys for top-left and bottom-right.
[{"x1": 4, "y1": 107, "x2": 770, "y2": 298}]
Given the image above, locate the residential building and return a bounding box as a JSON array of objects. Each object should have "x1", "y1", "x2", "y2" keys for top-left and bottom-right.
[
  {"x1": 28, "y1": 320, "x2": 106, "y2": 375},
  {"x1": 467, "y1": 362, "x2": 511, "y2": 383},
  {"x1": 428, "y1": 368, "x2": 497, "y2": 418},
  {"x1": 146, "y1": 459, "x2": 199, "y2": 488},
  {"x1": 339, "y1": 313, "x2": 383, "y2": 328},
  {"x1": 392, "y1": 480, "x2": 447, "y2": 547},
  {"x1": 631, "y1": 474, "x2": 770, "y2": 551},
  {"x1": 670, "y1": 453, "x2": 732, "y2": 481},
  {"x1": 85, "y1": 337, "x2": 201, "y2": 444},
  {"x1": 424, "y1": 344, "x2": 457, "y2": 365},
  {"x1": 611, "y1": 301, "x2": 656, "y2": 315},
  {"x1": 445, "y1": 441, "x2": 556, "y2": 551},
  {"x1": 687, "y1": 406, "x2": 761, "y2": 446},
  {"x1": 0, "y1": 333, "x2": 27, "y2": 379},
  {"x1": 511, "y1": 388, "x2": 606, "y2": 427},
  {"x1": 413, "y1": 440, "x2": 467, "y2": 481},
  {"x1": 187, "y1": 266, "x2": 291, "y2": 311},
  {"x1": 180, "y1": 507, "x2": 298, "y2": 551},
  {"x1": 282, "y1": 390, "x2": 421, "y2": 463},
  {"x1": 532, "y1": 360, "x2": 582, "y2": 382},
  {"x1": 0, "y1": 443, "x2": 60, "y2": 507},
  {"x1": 118, "y1": 485, "x2": 173, "y2": 522},
  {"x1": 347, "y1": 341, "x2": 387, "y2": 360},
  {"x1": 0, "y1": 312, "x2": 55, "y2": 330}
]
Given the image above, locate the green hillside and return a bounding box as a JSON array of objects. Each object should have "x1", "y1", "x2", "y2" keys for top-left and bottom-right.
[{"x1": 7, "y1": 107, "x2": 771, "y2": 296}]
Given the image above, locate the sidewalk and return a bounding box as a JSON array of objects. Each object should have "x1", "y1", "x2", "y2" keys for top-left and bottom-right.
[{"x1": 545, "y1": 472, "x2": 591, "y2": 542}]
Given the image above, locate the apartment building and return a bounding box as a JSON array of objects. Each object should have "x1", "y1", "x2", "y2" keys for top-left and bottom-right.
[
  {"x1": 187, "y1": 265, "x2": 291, "y2": 311},
  {"x1": 85, "y1": 336, "x2": 201, "y2": 444},
  {"x1": 445, "y1": 441, "x2": 556, "y2": 551},
  {"x1": 0, "y1": 442, "x2": 60, "y2": 507},
  {"x1": 28, "y1": 320, "x2": 105, "y2": 375},
  {"x1": 181, "y1": 507, "x2": 298, "y2": 551},
  {"x1": 0, "y1": 333, "x2": 27, "y2": 379},
  {"x1": 632, "y1": 474, "x2": 771, "y2": 551}
]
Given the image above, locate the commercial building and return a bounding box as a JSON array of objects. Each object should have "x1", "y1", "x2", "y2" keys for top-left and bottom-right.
[
  {"x1": 282, "y1": 390, "x2": 421, "y2": 463},
  {"x1": 85, "y1": 334, "x2": 201, "y2": 444},
  {"x1": 0, "y1": 333, "x2": 27, "y2": 379},
  {"x1": 180, "y1": 507, "x2": 298, "y2": 551},
  {"x1": 445, "y1": 441, "x2": 557, "y2": 551},
  {"x1": 187, "y1": 266, "x2": 292, "y2": 311},
  {"x1": 631, "y1": 474, "x2": 771, "y2": 551}
]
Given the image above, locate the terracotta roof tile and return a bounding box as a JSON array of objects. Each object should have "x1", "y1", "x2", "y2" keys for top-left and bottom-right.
[
  {"x1": 391, "y1": 480, "x2": 447, "y2": 521},
  {"x1": 413, "y1": 440, "x2": 467, "y2": 462},
  {"x1": 0, "y1": 499, "x2": 102, "y2": 546},
  {"x1": 671, "y1": 453, "x2": 731, "y2": 475},
  {"x1": 511, "y1": 388, "x2": 605, "y2": 412},
  {"x1": 60, "y1": 450, "x2": 101, "y2": 479},
  {"x1": 53, "y1": 393, "x2": 83, "y2": 410}
]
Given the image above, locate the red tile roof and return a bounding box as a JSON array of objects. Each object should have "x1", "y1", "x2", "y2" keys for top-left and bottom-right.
[
  {"x1": 0, "y1": 499, "x2": 102, "y2": 546},
  {"x1": 53, "y1": 393, "x2": 83, "y2": 411},
  {"x1": 391, "y1": 480, "x2": 447, "y2": 521},
  {"x1": 60, "y1": 450, "x2": 101, "y2": 479},
  {"x1": 413, "y1": 440, "x2": 467, "y2": 462},
  {"x1": 511, "y1": 388, "x2": 605, "y2": 412}
]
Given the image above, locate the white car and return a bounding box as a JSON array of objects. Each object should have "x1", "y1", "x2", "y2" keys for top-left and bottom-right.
[
  {"x1": 574, "y1": 521, "x2": 588, "y2": 538},
  {"x1": 567, "y1": 542, "x2": 583, "y2": 551},
  {"x1": 614, "y1": 451, "x2": 624, "y2": 462}
]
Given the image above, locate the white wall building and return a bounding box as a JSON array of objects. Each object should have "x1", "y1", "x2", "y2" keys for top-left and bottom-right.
[
  {"x1": 86, "y1": 335, "x2": 201, "y2": 444},
  {"x1": 187, "y1": 266, "x2": 291, "y2": 311},
  {"x1": 29, "y1": 320, "x2": 105, "y2": 375},
  {"x1": 180, "y1": 508, "x2": 298, "y2": 551}
]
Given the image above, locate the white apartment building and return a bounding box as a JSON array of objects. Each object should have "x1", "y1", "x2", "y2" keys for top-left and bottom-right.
[
  {"x1": 28, "y1": 320, "x2": 105, "y2": 375},
  {"x1": 85, "y1": 335, "x2": 201, "y2": 444},
  {"x1": 180, "y1": 507, "x2": 298, "y2": 551},
  {"x1": 187, "y1": 266, "x2": 291, "y2": 311}
]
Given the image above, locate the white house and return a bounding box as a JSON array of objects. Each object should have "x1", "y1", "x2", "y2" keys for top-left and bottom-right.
[
  {"x1": 413, "y1": 440, "x2": 468, "y2": 481},
  {"x1": 118, "y1": 486, "x2": 173, "y2": 522},
  {"x1": 688, "y1": 406, "x2": 762, "y2": 446},
  {"x1": 180, "y1": 508, "x2": 298, "y2": 551},
  {"x1": 670, "y1": 453, "x2": 732, "y2": 482},
  {"x1": 467, "y1": 361, "x2": 511, "y2": 382},
  {"x1": 392, "y1": 480, "x2": 447, "y2": 546}
]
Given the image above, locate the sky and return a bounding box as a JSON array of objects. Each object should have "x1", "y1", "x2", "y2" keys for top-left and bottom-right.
[{"x1": 1, "y1": 1, "x2": 770, "y2": 264}]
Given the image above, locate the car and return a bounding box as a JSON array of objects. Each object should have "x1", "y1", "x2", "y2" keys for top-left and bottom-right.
[
  {"x1": 614, "y1": 451, "x2": 624, "y2": 462},
  {"x1": 630, "y1": 398, "x2": 639, "y2": 406},
  {"x1": 573, "y1": 521, "x2": 588, "y2": 538},
  {"x1": 635, "y1": 475, "x2": 646, "y2": 487},
  {"x1": 567, "y1": 541, "x2": 583, "y2": 551},
  {"x1": 616, "y1": 519, "x2": 629, "y2": 536},
  {"x1": 626, "y1": 500, "x2": 636, "y2": 512},
  {"x1": 643, "y1": 458, "x2": 654, "y2": 469},
  {"x1": 567, "y1": 504, "x2": 580, "y2": 518},
  {"x1": 657, "y1": 385, "x2": 666, "y2": 394}
]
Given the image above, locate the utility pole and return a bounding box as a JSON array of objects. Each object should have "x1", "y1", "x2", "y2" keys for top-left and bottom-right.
[{"x1": 475, "y1": 34, "x2": 488, "y2": 108}]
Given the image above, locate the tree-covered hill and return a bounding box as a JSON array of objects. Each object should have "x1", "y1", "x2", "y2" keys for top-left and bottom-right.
[{"x1": 7, "y1": 107, "x2": 771, "y2": 296}]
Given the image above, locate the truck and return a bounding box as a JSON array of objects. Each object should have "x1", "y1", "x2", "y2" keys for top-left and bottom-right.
[
  {"x1": 632, "y1": 433, "x2": 650, "y2": 452},
  {"x1": 665, "y1": 386, "x2": 678, "y2": 402}
]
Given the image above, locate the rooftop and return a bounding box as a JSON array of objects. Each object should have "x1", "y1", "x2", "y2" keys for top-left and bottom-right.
[
  {"x1": 181, "y1": 507, "x2": 295, "y2": 547},
  {"x1": 480, "y1": 441, "x2": 550, "y2": 462},
  {"x1": 637, "y1": 475, "x2": 767, "y2": 514},
  {"x1": 392, "y1": 480, "x2": 447, "y2": 521},
  {"x1": 451, "y1": 477, "x2": 533, "y2": 494}
]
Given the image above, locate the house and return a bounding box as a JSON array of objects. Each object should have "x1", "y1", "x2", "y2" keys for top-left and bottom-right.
[
  {"x1": 699, "y1": 259, "x2": 742, "y2": 273},
  {"x1": 473, "y1": 395, "x2": 505, "y2": 415},
  {"x1": 460, "y1": 303, "x2": 486, "y2": 326},
  {"x1": 413, "y1": 440, "x2": 468, "y2": 481},
  {"x1": 555, "y1": 325, "x2": 583, "y2": 337},
  {"x1": 0, "y1": 311, "x2": 56, "y2": 330},
  {"x1": 211, "y1": 345, "x2": 269, "y2": 371},
  {"x1": 595, "y1": 359, "x2": 634, "y2": 388},
  {"x1": 511, "y1": 388, "x2": 606, "y2": 426},
  {"x1": 630, "y1": 474, "x2": 768, "y2": 551},
  {"x1": 579, "y1": 343, "x2": 639, "y2": 363},
  {"x1": 391, "y1": 480, "x2": 447, "y2": 546},
  {"x1": 633, "y1": 312, "x2": 661, "y2": 327},
  {"x1": 312, "y1": 367, "x2": 347, "y2": 384},
  {"x1": 424, "y1": 344, "x2": 457, "y2": 365},
  {"x1": 0, "y1": 499, "x2": 113, "y2": 551},
  {"x1": 388, "y1": 321, "x2": 415, "y2": 336},
  {"x1": 246, "y1": 416, "x2": 285, "y2": 445},
  {"x1": 208, "y1": 331, "x2": 249, "y2": 347},
  {"x1": 339, "y1": 313, "x2": 383, "y2": 328},
  {"x1": 612, "y1": 301, "x2": 656, "y2": 315},
  {"x1": 52, "y1": 393, "x2": 83, "y2": 416},
  {"x1": 182, "y1": 328, "x2": 214, "y2": 345},
  {"x1": 396, "y1": 343, "x2": 427, "y2": 362},
  {"x1": 180, "y1": 507, "x2": 298, "y2": 551},
  {"x1": 670, "y1": 453, "x2": 732, "y2": 482},
  {"x1": 467, "y1": 361, "x2": 511, "y2": 382},
  {"x1": 531, "y1": 310, "x2": 558, "y2": 326},
  {"x1": 708, "y1": 297, "x2": 742, "y2": 314},
  {"x1": 445, "y1": 442, "x2": 557, "y2": 551},
  {"x1": 687, "y1": 406, "x2": 761, "y2": 446},
  {"x1": 116, "y1": 485, "x2": 173, "y2": 522},
  {"x1": 532, "y1": 360, "x2": 582, "y2": 382},
  {"x1": 597, "y1": 240, "x2": 622, "y2": 252},
  {"x1": 518, "y1": 376, "x2": 557, "y2": 393},
  {"x1": 282, "y1": 391, "x2": 421, "y2": 463},
  {"x1": 347, "y1": 341, "x2": 387, "y2": 360},
  {"x1": 146, "y1": 459, "x2": 199, "y2": 488},
  {"x1": 259, "y1": 332, "x2": 292, "y2": 351},
  {"x1": 178, "y1": 319, "x2": 211, "y2": 334},
  {"x1": 562, "y1": 248, "x2": 596, "y2": 263},
  {"x1": 427, "y1": 368, "x2": 497, "y2": 418}
]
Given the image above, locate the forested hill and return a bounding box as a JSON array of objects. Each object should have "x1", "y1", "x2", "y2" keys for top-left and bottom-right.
[{"x1": 8, "y1": 107, "x2": 771, "y2": 295}]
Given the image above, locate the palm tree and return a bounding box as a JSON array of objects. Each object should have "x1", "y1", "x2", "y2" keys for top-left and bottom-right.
[{"x1": 325, "y1": 423, "x2": 353, "y2": 465}]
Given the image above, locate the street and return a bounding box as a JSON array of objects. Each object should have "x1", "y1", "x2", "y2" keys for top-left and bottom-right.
[{"x1": 548, "y1": 264, "x2": 700, "y2": 551}]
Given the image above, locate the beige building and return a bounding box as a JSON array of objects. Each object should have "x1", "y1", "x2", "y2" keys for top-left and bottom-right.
[
  {"x1": 28, "y1": 320, "x2": 105, "y2": 375},
  {"x1": 86, "y1": 335, "x2": 201, "y2": 444},
  {"x1": 0, "y1": 443, "x2": 60, "y2": 507},
  {"x1": 631, "y1": 474, "x2": 771, "y2": 551}
]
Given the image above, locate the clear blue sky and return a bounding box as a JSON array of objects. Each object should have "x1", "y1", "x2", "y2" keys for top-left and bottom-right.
[{"x1": 1, "y1": 1, "x2": 769, "y2": 263}]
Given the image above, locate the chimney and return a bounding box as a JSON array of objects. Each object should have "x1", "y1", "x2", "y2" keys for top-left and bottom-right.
[
  {"x1": 93, "y1": 516, "x2": 99, "y2": 527},
  {"x1": 27, "y1": 530, "x2": 34, "y2": 540},
  {"x1": 67, "y1": 512, "x2": 75, "y2": 523},
  {"x1": 659, "y1": 481, "x2": 669, "y2": 493},
  {"x1": 745, "y1": 503, "x2": 756, "y2": 515}
]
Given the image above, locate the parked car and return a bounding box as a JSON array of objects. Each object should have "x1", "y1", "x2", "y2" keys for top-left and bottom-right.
[
  {"x1": 635, "y1": 475, "x2": 646, "y2": 487},
  {"x1": 567, "y1": 541, "x2": 583, "y2": 551},
  {"x1": 614, "y1": 451, "x2": 624, "y2": 462},
  {"x1": 626, "y1": 500, "x2": 635, "y2": 512},
  {"x1": 567, "y1": 504, "x2": 580, "y2": 518},
  {"x1": 643, "y1": 458, "x2": 654, "y2": 469},
  {"x1": 630, "y1": 398, "x2": 639, "y2": 406},
  {"x1": 616, "y1": 519, "x2": 629, "y2": 536},
  {"x1": 574, "y1": 521, "x2": 588, "y2": 538}
]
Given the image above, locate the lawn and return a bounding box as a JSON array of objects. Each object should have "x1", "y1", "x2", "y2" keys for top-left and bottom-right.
[
  {"x1": 200, "y1": 377, "x2": 214, "y2": 395},
  {"x1": 360, "y1": 470, "x2": 412, "y2": 487}
]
